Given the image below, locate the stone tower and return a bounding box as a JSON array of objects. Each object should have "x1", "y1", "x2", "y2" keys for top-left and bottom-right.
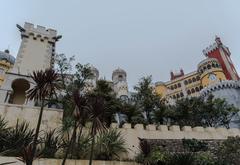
[
  {"x1": 13, "y1": 22, "x2": 61, "y2": 75},
  {"x1": 112, "y1": 68, "x2": 128, "y2": 99}
]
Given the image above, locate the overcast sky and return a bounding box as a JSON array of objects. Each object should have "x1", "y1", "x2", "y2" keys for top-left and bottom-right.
[{"x1": 0, "y1": 0, "x2": 239, "y2": 89}]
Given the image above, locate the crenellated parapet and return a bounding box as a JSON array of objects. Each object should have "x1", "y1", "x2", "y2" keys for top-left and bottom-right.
[
  {"x1": 200, "y1": 80, "x2": 240, "y2": 97},
  {"x1": 202, "y1": 43, "x2": 218, "y2": 56},
  {"x1": 110, "y1": 123, "x2": 240, "y2": 158},
  {"x1": 17, "y1": 22, "x2": 59, "y2": 43}
]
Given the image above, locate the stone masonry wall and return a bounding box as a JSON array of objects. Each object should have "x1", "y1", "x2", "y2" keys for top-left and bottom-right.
[{"x1": 1, "y1": 103, "x2": 240, "y2": 159}]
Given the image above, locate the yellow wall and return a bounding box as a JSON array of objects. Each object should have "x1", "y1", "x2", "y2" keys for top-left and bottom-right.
[
  {"x1": 201, "y1": 70, "x2": 226, "y2": 87},
  {"x1": 0, "y1": 60, "x2": 13, "y2": 86},
  {"x1": 155, "y1": 85, "x2": 167, "y2": 97}
]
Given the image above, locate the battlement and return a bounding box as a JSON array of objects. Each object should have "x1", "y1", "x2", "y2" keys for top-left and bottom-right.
[
  {"x1": 200, "y1": 80, "x2": 240, "y2": 97},
  {"x1": 23, "y1": 22, "x2": 57, "y2": 37},
  {"x1": 111, "y1": 123, "x2": 240, "y2": 137},
  {"x1": 202, "y1": 43, "x2": 218, "y2": 56}
]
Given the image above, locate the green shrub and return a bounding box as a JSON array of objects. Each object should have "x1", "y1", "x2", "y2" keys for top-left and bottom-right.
[
  {"x1": 167, "y1": 152, "x2": 196, "y2": 165},
  {"x1": 194, "y1": 151, "x2": 216, "y2": 165},
  {"x1": 95, "y1": 129, "x2": 127, "y2": 160},
  {"x1": 182, "y1": 138, "x2": 208, "y2": 152},
  {"x1": 217, "y1": 136, "x2": 240, "y2": 165}
]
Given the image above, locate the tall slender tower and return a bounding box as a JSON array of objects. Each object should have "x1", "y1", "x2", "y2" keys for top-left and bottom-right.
[
  {"x1": 13, "y1": 22, "x2": 61, "y2": 75},
  {"x1": 203, "y1": 36, "x2": 239, "y2": 80}
]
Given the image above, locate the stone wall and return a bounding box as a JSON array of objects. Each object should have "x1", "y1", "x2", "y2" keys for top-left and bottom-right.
[
  {"x1": 0, "y1": 103, "x2": 62, "y2": 130},
  {"x1": 1, "y1": 103, "x2": 240, "y2": 159},
  {"x1": 0, "y1": 157, "x2": 138, "y2": 165},
  {"x1": 111, "y1": 123, "x2": 240, "y2": 159}
]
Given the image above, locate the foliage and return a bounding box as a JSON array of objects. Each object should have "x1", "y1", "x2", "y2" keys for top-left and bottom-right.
[
  {"x1": 40, "y1": 129, "x2": 61, "y2": 158},
  {"x1": 0, "y1": 121, "x2": 34, "y2": 156},
  {"x1": 217, "y1": 136, "x2": 240, "y2": 165},
  {"x1": 169, "y1": 95, "x2": 238, "y2": 128},
  {"x1": 167, "y1": 152, "x2": 196, "y2": 165},
  {"x1": 182, "y1": 138, "x2": 208, "y2": 152},
  {"x1": 121, "y1": 102, "x2": 145, "y2": 127},
  {"x1": 95, "y1": 129, "x2": 127, "y2": 160},
  {"x1": 194, "y1": 151, "x2": 216, "y2": 165},
  {"x1": 134, "y1": 76, "x2": 164, "y2": 124}
]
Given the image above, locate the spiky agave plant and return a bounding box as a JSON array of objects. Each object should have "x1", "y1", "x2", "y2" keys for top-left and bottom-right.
[{"x1": 27, "y1": 68, "x2": 61, "y2": 165}]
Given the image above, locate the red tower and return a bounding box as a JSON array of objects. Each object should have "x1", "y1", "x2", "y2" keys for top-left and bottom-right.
[{"x1": 202, "y1": 36, "x2": 239, "y2": 80}]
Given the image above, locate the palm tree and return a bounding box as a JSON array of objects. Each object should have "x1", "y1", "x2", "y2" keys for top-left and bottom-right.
[
  {"x1": 87, "y1": 96, "x2": 107, "y2": 165},
  {"x1": 27, "y1": 68, "x2": 60, "y2": 165},
  {"x1": 61, "y1": 90, "x2": 88, "y2": 165}
]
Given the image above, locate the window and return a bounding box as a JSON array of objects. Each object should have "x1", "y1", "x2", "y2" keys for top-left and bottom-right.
[
  {"x1": 196, "y1": 76, "x2": 200, "y2": 81},
  {"x1": 191, "y1": 88, "x2": 195, "y2": 93},
  {"x1": 192, "y1": 77, "x2": 196, "y2": 82},
  {"x1": 180, "y1": 92, "x2": 184, "y2": 97},
  {"x1": 187, "y1": 90, "x2": 191, "y2": 95},
  {"x1": 188, "y1": 79, "x2": 192, "y2": 84},
  {"x1": 195, "y1": 87, "x2": 199, "y2": 92},
  {"x1": 0, "y1": 68, "x2": 4, "y2": 75},
  {"x1": 207, "y1": 64, "x2": 211, "y2": 69},
  {"x1": 178, "y1": 83, "x2": 181, "y2": 88},
  {"x1": 184, "y1": 80, "x2": 188, "y2": 85},
  {"x1": 174, "y1": 84, "x2": 177, "y2": 89}
]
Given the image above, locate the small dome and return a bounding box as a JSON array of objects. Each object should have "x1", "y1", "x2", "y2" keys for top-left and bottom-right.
[
  {"x1": 112, "y1": 67, "x2": 126, "y2": 75},
  {"x1": 0, "y1": 50, "x2": 15, "y2": 65},
  {"x1": 90, "y1": 65, "x2": 99, "y2": 78},
  {"x1": 112, "y1": 67, "x2": 127, "y2": 81}
]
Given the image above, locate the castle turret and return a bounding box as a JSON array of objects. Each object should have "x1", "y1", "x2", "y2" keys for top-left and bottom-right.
[
  {"x1": 198, "y1": 58, "x2": 226, "y2": 87},
  {"x1": 112, "y1": 68, "x2": 128, "y2": 99},
  {"x1": 13, "y1": 22, "x2": 61, "y2": 75},
  {"x1": 202, "y1": 36, "x2": 239, "y2": 81},
  {"x1": 0, "y1": 50, "x2": 15, "y2": 86}
]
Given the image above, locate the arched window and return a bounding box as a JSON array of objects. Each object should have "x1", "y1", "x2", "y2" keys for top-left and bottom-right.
[
  {"x1": 195, "y1": 87, "x2": 199, "y2": 92},
  {"x1": 188, "y1": 79, "x2": 192, "y2": 84},
  {"x1": 184, "y1": 80, "x2": 188, "y2": 85},
  {"x1": 9, "y1": 79, "x2": 30, "y2": 105},
  {"x1": 174, "y1": 84, "x2": 177, "y2": 89},
  {"x1": 180, "y1": 92, "x2": 184, "y2": 97},
  {"x1": 192, "y1": 77, "x2": 196, "y2": 82},
  {"x1": 191, "y1": 88, "x2": 195, "y2": 93},
  {"x1": 187, "y1": 90, "x2": 191, "y2": 95},
  {"x1": 178, "y1": 83, "x2": 181, "y2": 88},
  {"x1": 207, "y1": 64, "x2": 211, "y2": 69}
]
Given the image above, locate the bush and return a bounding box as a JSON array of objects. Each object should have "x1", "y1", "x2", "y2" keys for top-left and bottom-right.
[
  {"x1": 194, "y1": 151, "x2": 216, "y2": 165},
  {"x1": 40, "y1": 129, "x2": 61, "y2": 158},
  {"x1": 95, "y1": 129, "x2": 127, "y2": 160},
  {"x1": 182, "y1": 138, "x2": 208, "y2": 152},
  {"x1": 167, "y1": 152, "x2": 195, "y2": 165},
  {"x1": 217, "y1": 136, "x2": 240, "y2": 165},
  {"x1": 0, "y1": 120, "x2": 34, "y2": 156}
]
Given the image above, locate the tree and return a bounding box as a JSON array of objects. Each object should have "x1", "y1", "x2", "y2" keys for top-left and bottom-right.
[
  {"x1": 89, "y1": 79, "x2": 121, "y2": 127},
  {"x1": 27, "y1": 68, "x2": 61, "y2": 165},
  {"x1": 61, "y1": 90, "x2": 88, "y2": 165},
  {"x1": 87, "y1": 96, "x2": 107, "y2": 165},
  {"x1": 200, "y1": 95, "x2": 238, "y2": 128},
  {"x1": 134, "y1": 76, "x2": 164, "y2": 124},
  {"x1": 169, "y1": 95, "x2": 238, "y2": 128}
]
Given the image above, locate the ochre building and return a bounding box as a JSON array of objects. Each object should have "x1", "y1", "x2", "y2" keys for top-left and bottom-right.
[{"x1": 155, "y1": 36, "x2": 239, "y2": 102}]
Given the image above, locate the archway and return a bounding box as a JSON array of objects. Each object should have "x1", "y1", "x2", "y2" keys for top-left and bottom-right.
[{"x1": 9, "y1": 79, "x2": 30, "y2": 105}]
